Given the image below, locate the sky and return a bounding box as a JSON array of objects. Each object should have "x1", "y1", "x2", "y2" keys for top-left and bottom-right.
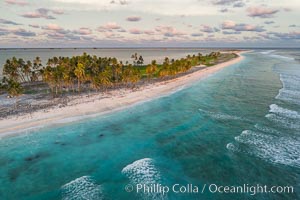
[{"x1": 0, "y1": 0, "x2": 299, "y2": 48}]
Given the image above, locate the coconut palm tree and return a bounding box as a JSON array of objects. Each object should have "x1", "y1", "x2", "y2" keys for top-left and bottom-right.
[
  {"x1": 23, "y1": 60, "x2": 32, "y2": 82},
  {"x1": 98, "y1": 67, "x2": 112, "y2": 91},
  {"x1": 6, "y1": 79, "x2": 23, "y2": 108},
  {"x1": 42, "y1": 66, "x2": 55, "y2": 96},
  {"x1": 74, "y1": 63, "x2": 85, "y2": 92},
  {"x1": 115, "y1": 63, "x2": 123, "y2": 85},
  {"x1": 137, "y1": 55, "x2": 144, "y2": 66},
  {"x1": 131, "y1": 53, "x2": 138, "y2": 66},
  {"x1": 129, "y1": 67, "x2": 141, "y2": 87},
  {"x1": 110, "y1": 57, "x2": 120, "y2": 84},
  {"x1": 3, "y1": 57, "x2": 20, "y2": 82},
  {"x1": 53, "y1": 65, "x2": 64, "y2": 96},
  {"x1": 0, "y1": 51, "x2": 226, "y2": 101},
  {"x1": 146, "y1": 60, "x2": 157, "y2": 79},
  {"x1": 17, "y1": 58, "x2": 26, "y2": 82},
  {"x1": 33, "y1": 57, "x2": 42, "y2": 71},
  {"x1": 123, "y1": 65, "x2": 140, "y2": 88}
]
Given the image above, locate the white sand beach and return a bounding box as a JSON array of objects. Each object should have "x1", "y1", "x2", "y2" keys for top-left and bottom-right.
[{"x1": 0, "y1": 52, "x2": 245, "y2": 137}]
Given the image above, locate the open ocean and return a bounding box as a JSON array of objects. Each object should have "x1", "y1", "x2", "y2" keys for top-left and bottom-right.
[{"x1": 0, "y1": 49, "x2": 299, "y2": 199}]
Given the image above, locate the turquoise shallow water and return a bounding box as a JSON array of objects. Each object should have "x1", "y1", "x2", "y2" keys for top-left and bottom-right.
[{"x1": 0, "y1": 50, "x2": 299, "y2": 199}]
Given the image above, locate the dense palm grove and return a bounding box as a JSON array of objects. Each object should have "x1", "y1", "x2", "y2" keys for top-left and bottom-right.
[{"x1": 0, "y1": 52, "x2": 224, "y2": 99}]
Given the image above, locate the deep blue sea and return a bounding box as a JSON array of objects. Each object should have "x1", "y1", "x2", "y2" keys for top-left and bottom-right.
[{"x1": 0, "y1": 49, "x2": 299, "y2": 200}]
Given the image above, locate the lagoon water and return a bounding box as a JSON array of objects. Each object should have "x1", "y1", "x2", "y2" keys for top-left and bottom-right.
[{"x1": 0, "y1": 49, "x2": 299, "y2": 199}]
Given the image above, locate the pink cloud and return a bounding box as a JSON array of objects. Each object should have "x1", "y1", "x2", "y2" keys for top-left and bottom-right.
[
  {"x1": 129, "y1": 28, "x2": 143, "y2": 34},
  {"x1": 200, "y1": 25, "x2": 220, "y2": 33},
  {"x1": 268, "y1": 31, "x2": 300, "y2": 40},
  {"x1": 191, "y1": 33, "x2": 203, "y2": 37},
  {"x1": 117, "y1": 28, "x2": 126, "y2": 33},
  {"x1": 98, "y1": 22, "x2": 122, "y2": 32},
  {"x1": 21, "y1": 8, "x2": 64, "y2": 20},
  {"x1": 155, "y1": 25, "x2": 186, "y2": 37},
  {"x1": 221, "y1": 20, "x2": 236, "y2": 29},
  {"x1": 124, "y1": 28, "x2": 156, "y2": 35},
  {"x1": 104, "y1": 32, "x2": 124, "y2": 39},
  {"x1": 12, "y1": 28, "x2": 36, "y2": 37},
  {"x1": 40, "y1": 25, "x2": 91, "y2": 41},
  {"x1": 103, "y1": 22, "x2": 121, "y2": 29},
  {"x1": 52, "y1": 9, "x2": 64, "y2": 15},
  {"x1": 5, "y1": 0, "x2": 28, "y2": 6},
  {"x1": 247, "y1": 6, "x2": 279, "y2": 18},
  {"x1": 221, "y1": 20, "x2": 265, "y2": 32},
  {"x1": 73, "y1": 27, "x2": 92, "y2": 35},
  {"x1": 43, "y1": 24, "x2": 63, "y2": 31},
  {"x1": 29, "y1": 24, "x2": 40, "y2": 28},
  {"x1": 126, "y1": 16, "x2": 141, "y2": 22},
  {"x1": 22, "y1": 12, "x2": 44, "y2": 18},
  {"x1": 144, "y1": 30, "x2": 155, "y2": 35}
]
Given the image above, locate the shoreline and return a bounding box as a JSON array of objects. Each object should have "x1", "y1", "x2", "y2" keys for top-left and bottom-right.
[{"x1": 0, "y1": 51, "x2": 246, "y2": 138}]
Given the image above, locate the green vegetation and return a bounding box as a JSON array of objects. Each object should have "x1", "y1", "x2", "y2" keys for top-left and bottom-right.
[{"x1": 0, "y1": 51, "x2": 236, "y2": 98}]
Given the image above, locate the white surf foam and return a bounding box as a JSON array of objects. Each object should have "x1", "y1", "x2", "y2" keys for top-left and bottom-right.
[
  {"x1": 279, "y1": 74, "x2": 300, "y2": 91},
  {"x1": 265, "y1": 114, "x2": 300, "y2": 130},
  {"x1": 276, "y1": 74, "x2": 300, "y2": 105},
  {"x1": 61, "y1": 176, "x2": 103, "y2": 200},
  {"x1": 122, "y1": 158, "x2": 161, "y2": 185},
  {"x1": 122, "y1": 158, "x2": 166, "y2": 200},
  {"x1": 198, "y1": 108, "x2": 246, "y2": 121},
  {"x1": 269, "y1": 104, "x2": 300, "y2": 119},
  {"x1": 269, "y1": 54, "x2": 294, "y2": 61},
  {"x1": 276, "y1": 89, "x2": 300, "y2": 105},
  {"x1": 254, "y1": 124, "x2": 281, "y2": 135},
  {"x1": 233, "y1": 130, "x2": 300, "y2": 168},
  {"x1": 226, "y1": 143, "x2": 238, "y2": 151},
  {"x1": 260, "y1": 50, "x2": 275, "y2": 55}
]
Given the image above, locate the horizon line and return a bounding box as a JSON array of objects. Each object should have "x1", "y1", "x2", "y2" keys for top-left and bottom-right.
[{"x1": 1, "y1": 47, "x2": 300, "y2": 50}]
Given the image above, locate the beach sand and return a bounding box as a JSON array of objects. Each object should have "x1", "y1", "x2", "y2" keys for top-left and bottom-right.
[{"x1": 0, "y1": 52, "x2": 245, "y2": 137}]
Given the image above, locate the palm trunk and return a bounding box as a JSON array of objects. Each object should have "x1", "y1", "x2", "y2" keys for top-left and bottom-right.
[
  {"x1": 78, "y1": 79, "x2": 80, "y2": 92},
  {"x1": 14, "y1": 96, "x2": 18, "y2": 109}
]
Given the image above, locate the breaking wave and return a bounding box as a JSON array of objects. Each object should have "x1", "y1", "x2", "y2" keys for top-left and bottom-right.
[
  {"x1": 276, "y1": 89, "x2": 300, "y2": 105},
  {"x1": 265, "y1": 114, "x2": 300, "y2": 130},
  {"x1": 122, "y1": 158, "x2": 166, "y2": 200},
  {"x1": 269, "y1": 104, "x2": 300, "y2": 119},
  {"x1": 198, "y1": 108, "x2": 247, "y2": 121},
  {"x1": 269, "y1": 54, "x2": 295, "y2": 61},
  {"x1": 122, "y1": 158, "x2": 161, "y2": 185},
  {"x1": 260, "y1": 50, "x2": 275, "y2": 55},
  {"x1": 276, "y1": 74, "x2": 300, "y2": 105},
  {"x1": 61, "y1": 176, "x2": 103, "y2": 200},
  {"x1": 228, "y1": 130, "x2": 300, "y2": 168},
  {"x1": 254, "y1": 123, "x2": 281, "y2": 135},
  {"x1": 279, "y1": 74, "x2": 300, "y2": 90}
]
